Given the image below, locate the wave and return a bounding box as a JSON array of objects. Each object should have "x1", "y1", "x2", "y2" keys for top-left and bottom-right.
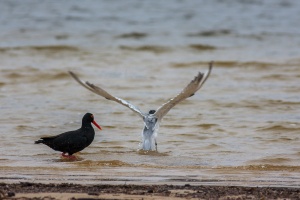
[
  {"x1": 76, "y1": 159, "x2": 131, "y2": 167},
  {"x1": 8, "y1": 72, "x2": 69, "y2": 81},
  {"x1": 230, "y1": 164, "x2": 300, "y2": 172},
  {"x1": 137, "y1": 150, "x2": 169, "y2": 156},
  {"x1": 79, "y1": 162, "x2": 300, "y2": 172},
  {"x1": 171, "y1": 61, "x2": 284, "y2": 68},
  {"x1": 15, "y1": 125, "x2": 36, "y2": 131},
  {"x1": 247, "y1": 155, "x2": 293, "y2": 164},
  {"x1": 2, "y1": 68, "x2": 70, "y2": 82},
  {"x1": 119, "y1": 45, "x2": 171, "y2": 54},
  {"x1": 196, "y1": 123, "x2": 218, "y2": 130},
  {"x1": 258, "y1": 124, "x2": 300, "y2": 132},
  {"x1": 116, "y1": 32, "x2": 148, "y2": 39},
  {"x1": 262, "y1": 99, "x2": 300, "y2": 106},
  {"x1": 171, "y1": 61, "x2": 210, "y2": 68},
  {"x1": 188, "y1": 44, "x2": 216, "y2": 51},
  {"x1": 0, "y1": 45, "x2": 80, "y2": 53},
  {"x1": 262, "y1": 74, "x2": 299, "y2": 80},
  {"x1": 163, "y1": 124, "x2": 184, "y2": 128},
  {"x1": 186, "y1": 29, "x2": 232, "y2": 37},
  {"x1": 204, "y1": 144, "x2": 223, "y2": 150}
]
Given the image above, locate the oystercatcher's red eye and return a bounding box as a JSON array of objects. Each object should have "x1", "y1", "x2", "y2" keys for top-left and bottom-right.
[{"x1": 91, "y1": 114, "x2": 94, "y2": 119}]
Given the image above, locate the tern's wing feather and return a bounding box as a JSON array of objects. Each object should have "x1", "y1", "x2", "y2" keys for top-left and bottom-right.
[
  {"x1": 69, "y1": 71, "x2": 145, "y2": 118},
  {"x1": 154, "y1": 62, "x2": 213, "y2": 120},
  {"x1": 69, "y1": 71, "x2": 97, "y2": 93}
]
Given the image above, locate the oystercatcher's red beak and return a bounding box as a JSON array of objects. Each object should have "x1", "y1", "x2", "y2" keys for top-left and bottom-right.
[{"x1": 92, "y1": 120, "x2": 102, "y2": 130}]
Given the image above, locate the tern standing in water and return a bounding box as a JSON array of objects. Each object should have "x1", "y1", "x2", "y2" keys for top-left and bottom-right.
[{"x1": 69, "y1": 62, "x2": 212, "y2": 151}]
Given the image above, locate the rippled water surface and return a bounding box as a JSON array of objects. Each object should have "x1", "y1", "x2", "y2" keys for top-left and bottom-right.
[{"x1": 0, "y1": 0, "x2": 300, "y2": 187}]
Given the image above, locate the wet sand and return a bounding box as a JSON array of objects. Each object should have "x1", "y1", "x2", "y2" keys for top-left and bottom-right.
[{"x1": 1, "y1": 182, "x2": 300, "y2": 200}]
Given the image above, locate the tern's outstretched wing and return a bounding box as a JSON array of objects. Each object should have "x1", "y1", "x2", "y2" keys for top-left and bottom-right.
[
  {"x1": 154, "y1": 62, "x2": 213, "y2": 121},
  {"x1": 69, "y1": 71, "x2": 145, "y2": 118}
]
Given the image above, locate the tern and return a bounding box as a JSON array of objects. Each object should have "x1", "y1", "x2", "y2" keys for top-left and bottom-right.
[{"x1": 69, "y1": 62, "x2": 212, "y2": 151}]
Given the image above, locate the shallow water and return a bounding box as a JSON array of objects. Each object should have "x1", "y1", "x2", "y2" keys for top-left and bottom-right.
[{"x1": 0, "y1": 0, "x2": 300, "y2": 187}]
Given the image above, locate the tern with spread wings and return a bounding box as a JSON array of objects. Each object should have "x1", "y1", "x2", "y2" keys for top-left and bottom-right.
[{"x1": 69, "y1": 62, "x2": 213, "y2": 151}]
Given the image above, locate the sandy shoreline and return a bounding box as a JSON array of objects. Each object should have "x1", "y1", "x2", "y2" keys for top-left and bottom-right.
[{"x1": 1, "y1": 182, "x2": 299, "y2": 200}]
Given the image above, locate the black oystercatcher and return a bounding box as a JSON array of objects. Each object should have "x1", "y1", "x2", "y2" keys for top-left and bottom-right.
[
  {"x1": 35, "y1": 113, "x2": 102, "y2": 159},
  {"x1": 69, "y1": 62, "x2": 212, "y2": 151}
]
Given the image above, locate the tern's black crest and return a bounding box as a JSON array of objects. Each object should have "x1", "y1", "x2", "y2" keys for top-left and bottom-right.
[
  {"x1": 148, "y1": 110, "x2": 156, "y2": 114},
  {"x1": 35, "y1": 113, "x2": 99, "y2": 155}
]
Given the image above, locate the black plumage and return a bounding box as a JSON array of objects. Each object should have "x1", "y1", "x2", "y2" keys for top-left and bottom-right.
[{"x1": 35, "y1": 113, "x2": 102, "y2": 157}]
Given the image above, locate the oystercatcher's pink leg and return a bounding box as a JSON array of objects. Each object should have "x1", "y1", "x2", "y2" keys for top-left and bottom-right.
[{"x1": 61, "y1": 152, "x2": 76, "y2": 160}]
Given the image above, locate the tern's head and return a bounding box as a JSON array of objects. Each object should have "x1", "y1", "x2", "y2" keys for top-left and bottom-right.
[{"x1": 148, "y1": 110, "x2": 156, "y2": 114}]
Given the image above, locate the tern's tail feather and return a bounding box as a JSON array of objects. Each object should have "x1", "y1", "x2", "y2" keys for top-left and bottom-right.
[
  {"x1": 142, "y1": 132, "x2": 157, "y2": 151},
  {"x1": 142, "y1": 139, "x2": 152, "y2": 151}
]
